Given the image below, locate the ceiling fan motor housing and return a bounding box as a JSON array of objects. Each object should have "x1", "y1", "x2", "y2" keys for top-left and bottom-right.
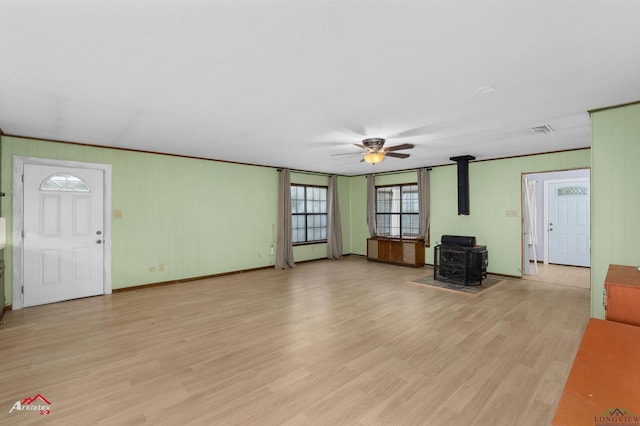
[{"x1": 362, "y1": 138, "x2": 386, "y2": 151}]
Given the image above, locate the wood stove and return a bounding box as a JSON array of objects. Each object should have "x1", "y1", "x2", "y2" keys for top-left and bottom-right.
[{"x1": 434, "y1": 235, "x2": 488, "y2": 286}]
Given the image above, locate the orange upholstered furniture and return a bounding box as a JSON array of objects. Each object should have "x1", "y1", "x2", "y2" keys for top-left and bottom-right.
[{"x1": 552, "y1": 318, "x2": 640, "y2": 425}]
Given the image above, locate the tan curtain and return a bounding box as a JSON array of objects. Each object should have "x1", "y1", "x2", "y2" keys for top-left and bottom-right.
[
  {"x1": 366, "y1": 174, "x2": 377, "y2": 237},
  {"x1": 275, "y1": 169, "x2": 295, "y2": 269},
  {"x1": 417, "y1": 168, "x2": 430, "y2": 241},
  {"x1": 327, "y1": 175, "x2": 343, "y2": 260}
]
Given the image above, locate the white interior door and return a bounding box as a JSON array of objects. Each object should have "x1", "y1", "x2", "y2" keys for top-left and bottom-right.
[
  {"x1": 23, "y1": 164, "x2": 105, "y2": 307},
  {"x1": 547, "y1": 180, "x2": 590, "y2": 267}
]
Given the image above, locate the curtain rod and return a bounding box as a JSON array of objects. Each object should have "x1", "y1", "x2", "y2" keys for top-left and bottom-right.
[
  {"x1": 365, "y1": 167, "x2": 432, "y2": 177},
  {"x1": 277, "y1": 167, "x2": 432, "y2": 177},
  {"x1": 276, "y1": 168, "x2": 344, "y2": 177}
]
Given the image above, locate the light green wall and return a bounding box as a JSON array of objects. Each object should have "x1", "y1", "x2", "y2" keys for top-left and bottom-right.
[
  {"x1": 0, "y1": 134, "x2": 592, "y2": 307},
  {"x1": 348, "y1": 175, "x2": 368, "y2": 255},
  {"x1": 349, "y1": 151, "x2": 591, "y2": 277},
  {"x1": 428, "y1": 153, "x2": 589, "y2": 275},
  {"x1": 375, "y1": 172, "x2": 418, "y2": 186},
  {"x1": 0, "y1": 137, "x2": 346, "y2": 306},
  {"x1": 0, "y1": 139, "x2": 3, "y2": 215},
  {"x1": 590, "y1": 102, "x2": 640, "y2": 319}
]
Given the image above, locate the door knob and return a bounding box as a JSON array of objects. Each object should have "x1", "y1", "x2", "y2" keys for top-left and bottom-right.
[
  {"x1": 96, "y1": 230, "x2": 102, "y2": 235},
  {"x1": 97, "y1": 240, "x2": 102, "y2": 244},
  {"x1": 549, "y1": 228, "x2": 553, "y2": 232}
]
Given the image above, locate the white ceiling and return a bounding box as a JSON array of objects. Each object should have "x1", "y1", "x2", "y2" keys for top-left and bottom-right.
[{"x1": 1, "y1": 1, "x2": 639, "y2": 176}]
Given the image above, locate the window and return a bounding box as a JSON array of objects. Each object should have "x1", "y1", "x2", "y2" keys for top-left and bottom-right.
[
  {"x1": 557, "y1": 186, "x2": 588, "y2": 196},
  {"x1": 40, "y1": 173, "x2": 90, "y2": 192},
  {"x1": 291, "y1": 185, "x2": 328, "y2": 244},
  {"x1": 376, "y1": 184, "x2": 419, "y2": 238}
]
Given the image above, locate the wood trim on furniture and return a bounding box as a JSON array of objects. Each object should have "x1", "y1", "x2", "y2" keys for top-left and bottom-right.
[
  {"x1": 605, "y1": 264, "x2": 640, "y2": 327},
  {"x1": 366, "y1": 237, "x2": 424, "y2": 267}
]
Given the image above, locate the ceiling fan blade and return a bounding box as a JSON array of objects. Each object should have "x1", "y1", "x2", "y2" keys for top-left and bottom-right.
[
  {"x1": 353, "y1": 143, "x2": 367, "y2": 149},
  {"x1": 386, "y1": 152, "x2": 410, "y2": 159},
  {"x1": 330, "y1": 152, "x2": 362, "y2": 156},
  {"x1": 384, "y1": 143, "x2": 414, "y2": 152},
  {"x1": 386, "y1": 123, "x2": 444, "y2": 139},
  {"x1": 347, "y1": 125, "x2": 368, "y2": 137}
]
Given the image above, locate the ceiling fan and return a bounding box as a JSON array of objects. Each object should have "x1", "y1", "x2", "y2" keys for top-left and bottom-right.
[{"x1": 334, "y1": 138, "x2": 415, "y2": 164}]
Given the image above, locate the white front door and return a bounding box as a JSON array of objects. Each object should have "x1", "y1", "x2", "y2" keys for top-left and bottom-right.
[
  {"x1": 23, "y1": 164, "x2": 105, "y2": 307},
  {"x1": 547, "y1": 180, "x2": 590, "y2": 267}
]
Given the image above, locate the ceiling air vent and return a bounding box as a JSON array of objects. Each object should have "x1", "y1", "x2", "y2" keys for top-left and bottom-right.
[{"x1": 529, "y1": 125, "x2": 553, "y2": 135}]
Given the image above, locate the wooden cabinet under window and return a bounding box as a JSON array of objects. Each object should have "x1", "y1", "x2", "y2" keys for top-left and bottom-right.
[
  {"x1": 605, "y1": 264, "x2": 640, "y2": 327},
  {"x1": 367, "y1": 238, "x2": 425, "y2": 267}
]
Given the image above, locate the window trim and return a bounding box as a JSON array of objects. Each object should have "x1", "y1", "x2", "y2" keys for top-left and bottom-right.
[
  {"x1": 375, "y1": 182, "x2": 422, "y2": 241},
  {"x1": 291, "y1": 184, "x2": 328, "y2": 246}
]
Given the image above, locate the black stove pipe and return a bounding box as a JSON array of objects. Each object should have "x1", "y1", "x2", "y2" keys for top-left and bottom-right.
[{"x1": 450, "y1": 155, "x2": 475, "y2": 215}]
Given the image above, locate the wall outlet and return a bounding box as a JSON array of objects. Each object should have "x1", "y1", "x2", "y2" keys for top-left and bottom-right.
[
  {"x1": 505, "y1": 210, "x2": 518, "y2": 217},
  {"x1": 149, "y1": 266, "x2": 157, "y2": 272},
  {"x1": 159, "y1": 264, "x2": 164, "y2": 272},
  {"x1": 270, "y1": 246, "x2": 275, "y2": 255},
  {"x1": 114, "y1": 210, "x2": 123, "y2": 218}
]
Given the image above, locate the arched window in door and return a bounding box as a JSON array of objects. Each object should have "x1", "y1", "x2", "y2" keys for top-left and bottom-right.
[{"x1": 40, "y1": 174, "x2": 90, "y2": 192}]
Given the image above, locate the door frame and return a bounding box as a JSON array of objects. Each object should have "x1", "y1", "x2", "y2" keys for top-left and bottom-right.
[
  {"x1": 520, "y1": 168, "x2": 590, "y2": 278},
  {"x1": 12, "y1": 156, "x2": 112, "y2": 310},
  {"x1": 543, "y1": 177, "x2": 590, "y2": 265}
]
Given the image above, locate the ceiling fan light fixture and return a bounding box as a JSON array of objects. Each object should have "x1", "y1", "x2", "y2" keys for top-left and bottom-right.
[{"x1": 363, "y1": 152, "x2": 385, "y2": 164}]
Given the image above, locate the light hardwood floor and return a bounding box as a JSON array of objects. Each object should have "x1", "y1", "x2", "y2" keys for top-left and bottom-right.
[
  {"x1": 0, "y1": 257, "x2": 590, "y2": 425},
  {"x1": 523, "y1": 262, "x2": 590, "y2": 289}
]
